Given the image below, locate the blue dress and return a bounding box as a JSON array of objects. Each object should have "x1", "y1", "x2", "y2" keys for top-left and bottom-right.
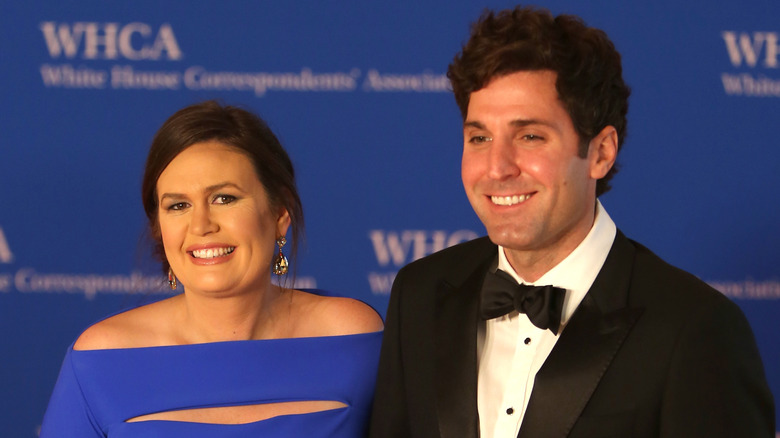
[{"x1": 40, "y1": 328, "x2": 382, "y2": 437}]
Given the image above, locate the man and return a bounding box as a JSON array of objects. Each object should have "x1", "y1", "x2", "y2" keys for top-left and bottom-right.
[{"x1": 369, "y1": 6, "x2": 774, "y2": 438}]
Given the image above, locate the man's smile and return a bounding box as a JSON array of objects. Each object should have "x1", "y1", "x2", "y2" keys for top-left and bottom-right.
[{"x1": 490, "y1": 193, "x2": 533, "y2": 206}]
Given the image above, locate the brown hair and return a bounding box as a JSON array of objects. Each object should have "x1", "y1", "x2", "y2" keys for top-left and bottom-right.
[
  {"x1": 141, "y1": 100, "x2": 303, "y2": 275},
  {"x1": 447, "y1": 6, "x2": 631, "y2": 195}
]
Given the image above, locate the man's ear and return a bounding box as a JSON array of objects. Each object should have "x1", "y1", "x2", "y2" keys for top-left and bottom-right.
[{"x1": 588, "y1": 126, "x2": 618, "y2": 180}]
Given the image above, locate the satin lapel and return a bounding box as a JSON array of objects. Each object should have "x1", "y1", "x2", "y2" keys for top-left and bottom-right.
[
  {"x1": 434, "y1": 255, "x2": 493, "y2": 438},
  {"x1": 518, "y1": 231, "x2": 645, "y2": 438}
]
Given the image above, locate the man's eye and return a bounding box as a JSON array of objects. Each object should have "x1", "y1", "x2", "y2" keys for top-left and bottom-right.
[
  {"x1": 213, "y1": 195, "x2": 237, "y2": 204},
  {"x1": 470, "y1": 135, "x2": 492, "y2": 144},
  {"x1": 523, "y1": 134, "x2": 543, "y2": 141}
]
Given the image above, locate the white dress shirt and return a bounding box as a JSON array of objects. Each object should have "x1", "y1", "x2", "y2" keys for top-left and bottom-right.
[{"x1": 477, "y1": 201, "x2": 617, "y2": 438}]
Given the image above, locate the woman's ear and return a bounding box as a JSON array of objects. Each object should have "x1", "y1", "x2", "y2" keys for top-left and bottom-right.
[{"x1": 276, "y1": 207, "x2": 291, "y2": 237}]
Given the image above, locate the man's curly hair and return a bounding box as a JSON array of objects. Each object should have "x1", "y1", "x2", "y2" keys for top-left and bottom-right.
[{"x1": 447, "y1": 6, "x2": 631, "y2": 196}]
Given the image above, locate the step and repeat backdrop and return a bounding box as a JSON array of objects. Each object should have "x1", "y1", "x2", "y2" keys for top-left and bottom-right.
[{"x1": 1, "y1": 0, "x2": 778, "y2": 435}]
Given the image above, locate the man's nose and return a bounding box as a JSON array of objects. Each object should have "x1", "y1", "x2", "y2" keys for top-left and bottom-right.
[{"x1": 487, "y1": 138, "x2": 521, "y2": 180}]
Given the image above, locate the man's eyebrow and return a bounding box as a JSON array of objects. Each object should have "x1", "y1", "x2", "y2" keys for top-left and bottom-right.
[
  {"x1": 509, "y1": 118, "x2": 556, "y2": 128},
  {"x1": 464, "y1": 118, "x2": 557, "y2": 130}
]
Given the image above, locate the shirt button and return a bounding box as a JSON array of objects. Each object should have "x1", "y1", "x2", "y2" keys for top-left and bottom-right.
[
  {"x1": 506, "y1": 407, "x2": 514, "y2": 415},
  {"x1": 524, "y1": 337, "x2": 531, "y2": 345}
]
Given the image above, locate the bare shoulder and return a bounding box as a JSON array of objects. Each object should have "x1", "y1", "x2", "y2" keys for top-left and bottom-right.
[
  {"x1": 73, "y1": 296, "x2": 177, "y2": 351},
  {"x1": 293, "y1": 291, "x2": 384, "y2": 337}
]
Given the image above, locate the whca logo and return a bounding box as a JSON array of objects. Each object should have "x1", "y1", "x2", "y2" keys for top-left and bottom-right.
[
  {"x1": 39, "y1": 22, "x2": 182, "y2": 61},
  {"x1": 369, "y1": 229, "x2": 478, "y2": 267},
  {"x1": 0, "y1": 227, "x2": 13, "y2": 263},
  {"x1": 721, "y1": 31, "x2": 779, "y2": 68}
]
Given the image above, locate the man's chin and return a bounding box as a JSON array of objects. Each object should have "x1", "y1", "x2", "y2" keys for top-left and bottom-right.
[{"x1": 485, "y1": 230, "x2": 534, "y2": 251}]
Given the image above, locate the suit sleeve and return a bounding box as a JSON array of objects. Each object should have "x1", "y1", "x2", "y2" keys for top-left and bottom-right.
[
  {"x1": 659, "y1": 295, "x2": 775, "y2": 437},
  {"x1": 39, "y1": 349, "x2": 104, "y2": 438},
  {"x1": 369, "y1": 270, "x2": 412, "y2": 438}
]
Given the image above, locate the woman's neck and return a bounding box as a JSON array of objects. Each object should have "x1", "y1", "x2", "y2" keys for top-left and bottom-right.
[{"x1": 174, "y1": 283, "x2": 292, "y2": 343}]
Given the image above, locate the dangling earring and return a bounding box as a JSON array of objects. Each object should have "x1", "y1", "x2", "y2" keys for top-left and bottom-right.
[
  {"x1": 273, "y1": 237, "x2": 289, "y2": 275},
  {"x1": 168, "y1": 267, "x2": 178, "y2": 290}
]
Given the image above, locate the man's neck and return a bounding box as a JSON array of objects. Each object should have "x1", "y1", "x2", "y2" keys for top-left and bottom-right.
[{"x1": 502, "y1": 204, "x2": 600, "y2": 283}]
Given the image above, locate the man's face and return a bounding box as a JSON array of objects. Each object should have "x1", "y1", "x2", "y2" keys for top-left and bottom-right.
[{"x1": 461, "y1": 70, "x2": 609, "y2": 275}]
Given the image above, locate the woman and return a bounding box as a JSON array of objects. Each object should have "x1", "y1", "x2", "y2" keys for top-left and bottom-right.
[{"x1": 40, "y1": 101, "x2": 384, "y2": 437}]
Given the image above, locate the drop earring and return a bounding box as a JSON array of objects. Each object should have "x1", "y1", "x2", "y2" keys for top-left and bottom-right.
[
  {"x1": 168, "y1": 267, "x2": 177, "y2": 290},
  {"x1": 273, "y1": 237, "x2": 289, "y2": 275}
]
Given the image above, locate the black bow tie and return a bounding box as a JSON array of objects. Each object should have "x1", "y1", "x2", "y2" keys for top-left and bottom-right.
[{"x1": 480, "y1": 269, "x2": 566, "y2": 334}]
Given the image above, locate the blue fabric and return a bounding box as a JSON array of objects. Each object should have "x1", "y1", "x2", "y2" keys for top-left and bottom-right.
[{"x1": 40, "y1": 331, "x2": 382, "y2": 437}]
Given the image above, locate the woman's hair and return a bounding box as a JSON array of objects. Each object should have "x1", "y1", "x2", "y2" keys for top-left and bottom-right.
[
  {"x1": 447, "y1": 6, "x2": 631, "y2": 196},
  {"x1": 141, "y1": 100, "x2": 303, "y2": 275}
]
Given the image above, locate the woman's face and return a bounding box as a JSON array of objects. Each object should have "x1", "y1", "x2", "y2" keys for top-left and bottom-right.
[{"x1": 156, "y1": 141, "x2": 290, "y2": 296}]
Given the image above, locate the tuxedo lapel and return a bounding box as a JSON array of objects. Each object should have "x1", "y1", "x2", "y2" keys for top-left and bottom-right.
[
  {"x1": 434, "y1": 253, "x2": 494, "y2": 438},
  {"x1": 518, "y1": 231, "x2": 644, "y2": 438}
]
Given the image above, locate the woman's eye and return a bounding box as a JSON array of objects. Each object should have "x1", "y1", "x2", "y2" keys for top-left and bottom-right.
[
  {"x1": 213, "y1": 194, "x2": 237, "y2": 205},
  {"x1": 166, "y1": 202, "x2": 188, "y2": 211}
]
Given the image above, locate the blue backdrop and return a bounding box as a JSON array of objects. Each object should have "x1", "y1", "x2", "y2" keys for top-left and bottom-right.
[{"x1": 1, "y1": 1, "x2": 778, "y2": 436}]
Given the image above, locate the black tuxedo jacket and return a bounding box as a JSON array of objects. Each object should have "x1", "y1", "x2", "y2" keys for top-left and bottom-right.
[{"x1": 369, "y1": 231, "x2": 774, "y2": 437}]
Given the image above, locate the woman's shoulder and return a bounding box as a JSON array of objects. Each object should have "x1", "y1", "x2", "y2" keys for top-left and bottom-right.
[
  {"x1": 73, "y1": 296, "x2": 178, "y2": 351},
  {"x1": 291, "y1": 290, "x2": 384, "y2": 337}
]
